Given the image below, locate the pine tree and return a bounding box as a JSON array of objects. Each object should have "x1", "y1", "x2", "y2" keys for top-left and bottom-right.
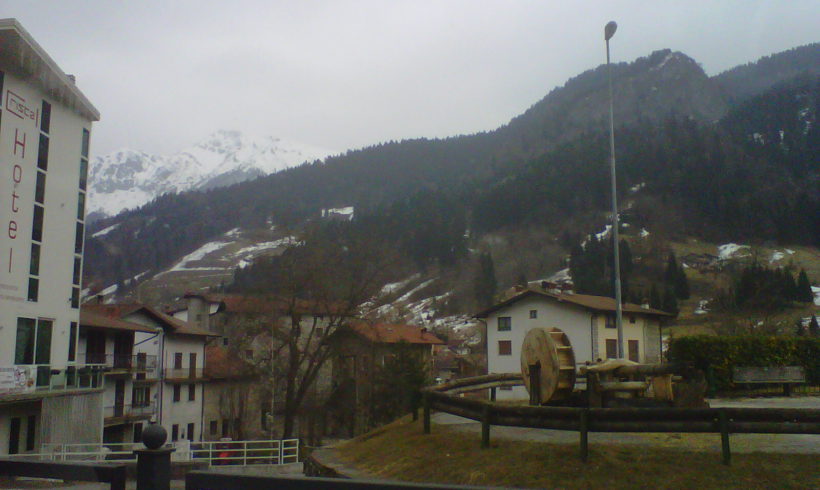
[
  {"x1": 649, "y1": 284, "x2": 662, "y2": 310},
  {"x1": 796, "y1": 269, "x2": 813, "y2": 302},
  {"x1": 474, "y1": 253, "x2": 497, "y2": 308},
  {"x1": 664, "y1": 253, "x2": 679, "y2": 284},
  {"x1": 810, "y1": 315, "x2": 820, "y2": 337},
  {"x1": 675, "y1": 264, "x2": 690, "y2": 299},
  {"x1": 662, "y1": 287, "x2": 679, "y2": 315},
  {"x1": 795, "y1": 320, "x2": 805, "y2": 336}
]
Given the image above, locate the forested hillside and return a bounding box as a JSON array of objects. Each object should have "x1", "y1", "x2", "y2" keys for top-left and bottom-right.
[{"x1": 84, "y1": 46, "x2": 820, "y2": 295}]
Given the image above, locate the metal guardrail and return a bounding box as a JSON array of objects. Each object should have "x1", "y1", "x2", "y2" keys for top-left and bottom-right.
[
  {"x1": 80, "y1": 352, "x2": 158, "y2": 371},
  {"x1": 164, "y1": 367, "x2": 207, "y2": 379},
  {"x1": 103, "y1": 402, "x2": 156, "y2": 420},
  {"x1": 14, "y1": 439, "x2": 299, "y2": 466},
  {"x1": 420, "y1": 373, "x2": 820, "y2": 465},
  {"x1": 0, "y1": 458, "x2": 126, "y2": 490}
]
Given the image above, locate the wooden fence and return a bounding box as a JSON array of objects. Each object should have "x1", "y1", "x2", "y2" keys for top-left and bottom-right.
[{"x1": 420, "y1": 374, "x2": 820, "y2": 465}]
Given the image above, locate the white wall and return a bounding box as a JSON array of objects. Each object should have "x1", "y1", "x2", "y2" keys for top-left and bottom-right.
[
  {"x1": 0, "y1": 70, "x2": 91, "y2": 373},
  {"x1": 486, "y1": 295, "x2": 594, "y2": 400}
]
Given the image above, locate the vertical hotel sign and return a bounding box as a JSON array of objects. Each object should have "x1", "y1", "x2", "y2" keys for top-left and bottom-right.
[{"x1": 1, "y1": 75, "x2": 38, "y2": 302}]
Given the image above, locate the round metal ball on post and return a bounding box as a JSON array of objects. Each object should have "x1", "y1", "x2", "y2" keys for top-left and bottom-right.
[{"x1": 134, "y1": 423, "x2": 175, "y2": 490}]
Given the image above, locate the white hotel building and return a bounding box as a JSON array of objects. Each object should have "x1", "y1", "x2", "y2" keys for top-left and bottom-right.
[{"x1": 0, "y1": 19, "x2": 101, "y2": 455}]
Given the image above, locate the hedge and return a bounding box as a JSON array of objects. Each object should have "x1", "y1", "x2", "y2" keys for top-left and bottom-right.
[{"x1": 667, "y1": 335, "x2": 820, "y2": 390}]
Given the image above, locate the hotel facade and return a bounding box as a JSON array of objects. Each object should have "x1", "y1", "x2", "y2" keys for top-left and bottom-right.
[{"x1": 0, "y1": 19, "x2": 101, "y2": 455}]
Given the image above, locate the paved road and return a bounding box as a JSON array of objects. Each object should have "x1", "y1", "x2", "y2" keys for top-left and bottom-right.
[{"x1": 432, "y1": 396, "x2": 820, "y2": 454}]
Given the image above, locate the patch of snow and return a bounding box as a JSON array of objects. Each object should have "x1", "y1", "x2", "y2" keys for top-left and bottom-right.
[
  {"x1": 321, "y1": 206, "x2": 354, "y2": 220},
  {"x1": 640, "y1": 228, "x2": 650, "y2": 238},
  {"x1": 380, "y1": 274, "x2": 421, "y2": 295},
  {"x1": 717, "y1": 243, "x2": 750, "y2": 261},
  {"x1": 595, "y1": 225, "x2": 612, "y2": 241},
  {"x1": 547, "y1": 268, "x2": 571, "y2": 283},
  {"x1": 769, "y1": 251, "x2": 785, "y2": 263},
  {"x1": 232, "y1": 237, "x2": 296, "y2": 257},
  {"x1": 813, "y1": 286, "x2": 820, "y2": 306},
  {"x1": 397, "y1": 279, "x2": 437, "y2": 303},
  {"x1": 224, "y1": 228, "x2": 241, "y2": 237},
  {"x1": 168, "y1": 241, "x2": 229, "y2": 272},
  {"x1": 629, "y1": 182, "x2": 646, "y2": 193},
  {"x1": 694, "y1": 299, "x2": 710, "y2": 315},
  {"x1": 92, "y1": 223, "x2": 120, "y2": 238},
  {"x1": 785, "y1": 248, "x2": 795, "y2": 255},
  {"x1": 752, "y1": 132, "x2": 764, "y2": 144}
]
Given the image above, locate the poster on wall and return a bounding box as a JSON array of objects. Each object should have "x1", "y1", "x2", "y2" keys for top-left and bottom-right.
[{"x1": 0, "y1": 366, "x2": 35, "y2": 394}]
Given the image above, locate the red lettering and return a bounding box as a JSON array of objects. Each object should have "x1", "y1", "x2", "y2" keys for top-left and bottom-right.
[
  {"x1": 8, "y1": 221, "x2": 17, "y2": 239},
  {"x1": 12, "y1": 165, "x2": 22, "y2": 183},
  {"x1": 13, "y1": 129, "x2": 26, "y2": 158},
  {"x1": 11, "y1": 191, "x2": 19, "y2": 212},
  {"x1": 7, "y1": 249, "x2": 11, "y2": 273}
]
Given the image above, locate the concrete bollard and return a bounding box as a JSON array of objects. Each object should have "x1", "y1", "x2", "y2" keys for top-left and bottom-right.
[{"x1": 134, "y1": 423, "x2": 175, "y2": 490}]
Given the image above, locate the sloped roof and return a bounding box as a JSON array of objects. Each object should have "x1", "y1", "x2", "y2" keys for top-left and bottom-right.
[
  {"x1": 0, "y1": 19, "x2": 99, "y2": 121},
  {"x1": 475, "y1": 288, "x2": 674, "y2": 318},
  {"x1": 79, "y1": 309, "x2": 156, "y2": 333},
  {"x1": 345, "y1": 322, "x2": 444, "y2": 345},
  {"x1": 184, "y1": 292, "x2": 351, "y2": 316},
  {"x1": 83, "y1": 303, "x2": 215, "y2": 337}
]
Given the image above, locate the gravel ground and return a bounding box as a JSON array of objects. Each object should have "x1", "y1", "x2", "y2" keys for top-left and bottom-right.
[{"x1": 432, "y1": 396, "x2": 820, "y2": 454}]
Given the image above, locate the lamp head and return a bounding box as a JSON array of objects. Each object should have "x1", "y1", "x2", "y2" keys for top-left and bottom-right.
[{"x1": 605, "y1": 21, "x2": 618, "y2": 41}]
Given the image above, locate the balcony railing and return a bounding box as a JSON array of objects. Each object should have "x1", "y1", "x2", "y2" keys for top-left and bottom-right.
[
  {"x1": 103, "y1": 401, "x2": 156, "y2": 420},
  {"x1": 79, "y1": 353, "x2": 158, "y2": 371},
  {"x1": 0, "y1": 364, "x2": 106, "y2": 397},
  {"x1": 163, "y1": 367, "x2": 206, "y2": 380}
]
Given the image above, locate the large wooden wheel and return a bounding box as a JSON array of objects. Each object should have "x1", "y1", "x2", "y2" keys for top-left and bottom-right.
[{"x1": 520, "y1": 327, "x2": 576, "y2": 404}]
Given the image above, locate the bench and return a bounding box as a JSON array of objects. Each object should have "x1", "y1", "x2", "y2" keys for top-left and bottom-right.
[{"x1": 732, "y1": 366, "x2": 806, "y2": 396}]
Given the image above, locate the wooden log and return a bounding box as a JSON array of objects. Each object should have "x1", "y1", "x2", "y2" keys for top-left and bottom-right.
[
  {"x1": 598, "y1": 381, "x2": 649, "y2": 392},
  {"x1": 492, "y1": 414, "x2": 580, "y2": 431},
  {"x1": 426, "y1": 373, "x2": 522, "y2": 393}
]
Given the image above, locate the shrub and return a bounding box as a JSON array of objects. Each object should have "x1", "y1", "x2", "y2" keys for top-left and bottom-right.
[{"x1": 667, "y1": 335, "x2": 820, "y2": 390}]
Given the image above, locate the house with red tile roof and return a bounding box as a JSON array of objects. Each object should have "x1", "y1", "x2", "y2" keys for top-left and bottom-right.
[
  {"x1": 82, "y1": 303, "x2": 215, "y2": 444},
  {"x1": 476, "y1": 285, "x2": 674, "y2": 401},
  {"x1": 325, "y1": 322, "x2": 443, "y2": 436}
]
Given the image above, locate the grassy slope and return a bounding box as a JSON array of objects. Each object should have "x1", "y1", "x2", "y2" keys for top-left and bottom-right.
[{"x1": 335, "y1": 417, "x2": 820, "y2": 489}]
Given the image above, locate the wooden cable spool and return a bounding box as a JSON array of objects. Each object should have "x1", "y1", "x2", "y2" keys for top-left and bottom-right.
[{"x1": 520, "y1": 327, "x2": 576, "y2": 404}]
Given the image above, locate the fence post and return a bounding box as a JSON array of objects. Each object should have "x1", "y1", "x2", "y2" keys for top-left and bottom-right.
[
  {"x1": 423, "y1": 392, "x2": 431, "y2": 434},
  {"x1": 481, "y1": 405, "x2": 491, "y2": 449},
  {"x1": 719, "y1": 409, "x2": 731, "y2": 466},
  {"x1": 579, "y1": 408, "x2": 589, "y2": 463}
]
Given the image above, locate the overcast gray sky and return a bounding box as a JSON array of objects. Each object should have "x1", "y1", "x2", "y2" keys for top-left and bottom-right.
[{"x1": 3, "y1": 1, "x2": 818, "y2": 157}]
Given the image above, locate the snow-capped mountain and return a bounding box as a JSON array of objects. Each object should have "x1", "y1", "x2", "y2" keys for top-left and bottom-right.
[{"x1": 88, "y1": 130, "x2": 332, "y2": 218}]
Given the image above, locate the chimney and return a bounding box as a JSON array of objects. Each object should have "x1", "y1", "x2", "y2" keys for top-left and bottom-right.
[{"x1": 66, "y1": 74, "x2": 76, "y2": 83}]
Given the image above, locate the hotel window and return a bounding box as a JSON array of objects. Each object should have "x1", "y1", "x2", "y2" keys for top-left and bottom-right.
[
  {"x1": 77, "y1": 192, "x2": 85, "y2": 219},
  {"x1": 71, "y1": 287, "x2": 80, "y2": 309},
  {"x1": 40, "y1": 100, "x2": 51, "y2": 133},
  {"x1": 14, "y1": 318, "x2": 52, "y2": 366},
  {"x1": 173, "y1": 384, "x2": 181, "y2": 402},
  {"x1": 629, "y1": 315, "x2": 636, "y2": 324},
  {"x1": 221, "y1": 419, "x2": 229, "y2": 437},
  {"x1": 74, "y1": 222, "x2": 84, "y2": 254},
  {"x1": 605, "y1": 315, "x2": 616, "y2": 328},
  {"x1": 73, "y1": 257, "x2": 82, "y2": 285},
  {"x1": 529, "y1": 310, "x2": 537, "y2": 319},
  {"x1": 25, "y1": 416, "x2": 36, "y2": 451},
  {"x1": 171, "y1": 424, "x2": 179, "y2": 442},
  {"x1": 497, "y1": 316, "x2": 511, "y2": 331},
  {"x1": 31, "y1": 206, "x2": 44, "y2": 243},
  {"x1": 37, "y1": 134, "x2": 49, "y2": 170},
  {"x1": 34, "y1": 172, "x2": 46, "y2": 204},
  {"x1": 79, "y1": 158, "x2": 88, "y2": 190},
  {"x1": 188, "y1": 384, "x2": 195, "y2": 401},
  {"x1": 187, "y1": 423, "x2": 195, "y2": 442},
  {"x1": 210, "y1": 421, "x2": 218, "y2": 435},
  {"x1": 133, "y1": 424, "x2": 143, "y2": 443},
  {"x1": 498, "y1": 340, "x2": 512, "y2": 356},
  {"x1": 174, "y1": 353, "x2": 183, "y2": 369}
]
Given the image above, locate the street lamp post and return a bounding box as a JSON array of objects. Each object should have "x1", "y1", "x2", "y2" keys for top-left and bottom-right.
[{"x1": 605, "y1": 21, "x2": 624, "y2": 359}]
